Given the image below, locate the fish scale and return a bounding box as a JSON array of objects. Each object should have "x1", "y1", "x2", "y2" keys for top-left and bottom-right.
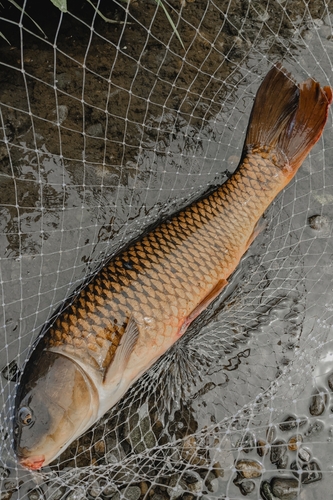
[
  {"x1": 14, "y1": 65, "x2": 332, "y2": 470},
  {"x1": 46, "y1": 151, "x2": 284, "y2": 373}
]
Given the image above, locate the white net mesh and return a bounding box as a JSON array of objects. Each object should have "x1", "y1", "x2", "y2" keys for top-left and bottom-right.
[{"x1": 1, "y1": 0, "x2": 333, "y2": 498}]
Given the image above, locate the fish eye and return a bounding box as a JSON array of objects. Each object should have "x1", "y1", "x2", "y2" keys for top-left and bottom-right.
[{"x1": 18, "y1": 406, "x2": 33, "y2": 426}]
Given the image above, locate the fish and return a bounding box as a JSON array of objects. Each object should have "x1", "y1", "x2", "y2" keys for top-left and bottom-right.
[{"x1": 13, "y1": 64, "x2": 332, "y2": 470}]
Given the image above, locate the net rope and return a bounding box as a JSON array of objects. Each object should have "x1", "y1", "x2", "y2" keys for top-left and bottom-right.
[{"x1": 0, "y1": 0, "x2": 333, "y2": 498}]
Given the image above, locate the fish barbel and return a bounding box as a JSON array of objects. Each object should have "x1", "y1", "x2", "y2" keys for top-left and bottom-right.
[{"x1": 14, "y1": 64, "x2": 332, "y2": 469}]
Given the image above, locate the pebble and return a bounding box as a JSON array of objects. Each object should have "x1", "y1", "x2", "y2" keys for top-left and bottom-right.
[
  {"x1": 291, "y1": 460, "x2": 322, "y2": 484},
  {"x1": 121, "y1": 487, "x2": 141, "y2": 500},
  {"x1": 260, "y1": 481, "x2": 274, "y2": 500},
  {"x1": 101, "y1": 485, "x2": 117, "y2": 498},
  {"x1": 279, "y1": 415, "x2": 306, "y2": 431},
  {"x1": 235, "y1": 459, "x2": 263, "y2": 478},
  {"x1": 239, "y1": 480, "x2": 255, "y2": 495},
  {"x1": 0, "y1": 467, "x2": 9, "y2": 480},
  {"x1": 327, "y1": 371, "x2": 333, "y2": 391},
  {"x1": 304, "y1": 420, "x2": 324, "y2": 437},
  {"x1": 270, "y1": 440, "x2": 288, "y2": 469},
  {"x1": 140, "y1": 482, "x2": 148, "y2": 496},
  {"x1": 309, "y1": 390, "x2": 328, "y2": 416},
  {"x1": 270, "y1": 477, "x2": 299, "y2": 499},
  {"x1": 28, "y1": 491, "x2": 45, "y2": 500},
  {"x1": 256, "y1": 439, "x2": 269, "y2": 457},
  {"x1": 266, "y1": 425, "x2": 276, "y2": 443},
  {"x1": 287, "y1": 434, "x2": 302, "y2": 451},
  {"x1": 298, "y1": 447, "x2": 311, "y2": 462},
  {"x1": 56, "y1": 72, "x2": 72, "y2": 90},
  {"x1": 1, "y1": 360, "x2": 19, "y2": 382},
  {"x1": 308, "y1": 214, "x2": 330, "y2": 232},
  {"x1": 236, "y1": 432, "x2": 255, "y2": 453},
  {"x1": 0, "y1": 492, "x2": 13, "y2": 500},
  {"x1": 86, "y1": 123, "x2": 104, "y2": 138}
]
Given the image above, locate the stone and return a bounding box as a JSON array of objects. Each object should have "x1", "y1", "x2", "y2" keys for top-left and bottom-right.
[
  {"x1": 270, "y1": 477, "x2": 299, "y2": 499},
  {"x1": 235, "y1": 459, "x2": 263, "y2": 478},
  {"x1": 327, "y1": 371, "x2": 333, "y2": 391},
  {"x1": 279, "y1": 415, "x2": 306, "y2": 432},
  {"x1": 309, "y1": 390, "x2": 328, "y2": 416},
  {"x1": 304, "y1": 420, "x2": 324, "y2": 437},
  {"x1": 236, "y1": 432, "x2": 255, "y2": 453},
  {"x1": 287, "y1": 434, "x2": 302, "y2": 451},
  {"x1": 239, "y1": 480, "x2": 255, "y2": 495},
  {"x1": 256, "y1": 439, "x2": 269, "y2": 457},
  {"x1": 291, "y1": 460, "x2": 322, "y2": 484},
  {"x1": 121, "y1": 487, "x2": 141, "y2": 500},
  {"x1": 270, "y1": 440, "x2": 288, "y2": 469},
  {"x1": 260, "y1": 481, "x2": 274, "y2": 500},
  {"x1": 86, "y1": 123, "x2": 104, "y2": 137},
  {"x1": 266, "y1": 425, "x2": 276, "y2": 443},
  {"x1": 1, "y1": 360, "x2": 19, "y2": 382},
  {"x1": 298, "y1": 448, "x2": 311, "y2": 462}
]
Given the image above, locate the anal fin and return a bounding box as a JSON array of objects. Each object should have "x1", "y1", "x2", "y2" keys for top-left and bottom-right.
[
  {"x1": 103, "y1": 316, "x2": 140, "y2": 386},
  {"x1": 246, "y1": 218, "x2": 267, "y2": 250},
  {"x1": 178, "y1": 279, "x2": 228, "y2": 337}
]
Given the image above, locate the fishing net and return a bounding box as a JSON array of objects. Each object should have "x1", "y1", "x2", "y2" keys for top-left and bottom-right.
[{"x1": 0, "y1": 0, "x2": 333, "y2": 498}]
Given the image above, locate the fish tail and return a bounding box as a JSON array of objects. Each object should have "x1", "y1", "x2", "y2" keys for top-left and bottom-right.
[{"x1": 243, "y1": 63, "x2": 332, "y2": 176}]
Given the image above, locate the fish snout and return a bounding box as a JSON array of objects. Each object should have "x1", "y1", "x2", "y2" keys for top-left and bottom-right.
[{"x1": 19, "y1": 455, "x2": 45, "y2": 470}]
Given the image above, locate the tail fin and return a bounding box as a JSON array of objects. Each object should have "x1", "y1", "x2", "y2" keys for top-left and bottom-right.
[{"x1": 244, "y1": 63, "x2": 332, "y2": 173}]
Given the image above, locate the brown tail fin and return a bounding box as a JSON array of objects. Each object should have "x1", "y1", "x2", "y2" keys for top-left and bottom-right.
[{"x1": 244, "y1": 63, "x2": 332, "y2": 173}]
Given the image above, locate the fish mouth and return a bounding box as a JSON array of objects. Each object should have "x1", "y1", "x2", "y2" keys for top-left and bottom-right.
[{"x1": 19, "y1": 455, "x2": 45, "y2": 470}]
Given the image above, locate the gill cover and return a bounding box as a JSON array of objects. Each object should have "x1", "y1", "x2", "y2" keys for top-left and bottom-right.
[{"x1": 14, "y1": 349, "x2": 98, "y2": 468}]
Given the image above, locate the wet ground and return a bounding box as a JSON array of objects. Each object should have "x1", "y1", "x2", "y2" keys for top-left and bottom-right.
[{"x1": 0, "y1": 0, "x2": 333, "y2": 498}]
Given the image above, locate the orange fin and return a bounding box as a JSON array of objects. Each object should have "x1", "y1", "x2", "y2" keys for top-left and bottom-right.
[
  {"x1": 178, "y1": 279, "x2": 228, "y2": 337},
  {"x1": 243, "y1": 63, "x2": 332, "y2": 174},
  {"x1": 103, "y1": 316, "x2": 140, "y2": 385},
  {"x1": 246, "y1": 218, "x2": 267, "y2": 250}
]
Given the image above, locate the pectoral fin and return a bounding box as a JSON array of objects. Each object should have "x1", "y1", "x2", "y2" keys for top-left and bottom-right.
[
  {"x1": 178, "y1": 279, "x2": 228, "y2": 336},
  {"x1": 103, "y1": 316, "x2": 140, "y2": 385}
]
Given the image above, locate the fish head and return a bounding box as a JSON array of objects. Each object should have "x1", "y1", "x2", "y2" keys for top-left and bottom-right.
[{"x1": 13, "y1": 349, "x2": 99, "y2": 469}]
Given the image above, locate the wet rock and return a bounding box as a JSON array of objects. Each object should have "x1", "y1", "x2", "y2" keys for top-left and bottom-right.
[
  {"x1": 239, "y1": 480, "x2": 255, "y2": 495},
  {"x1": 236, "y1": 432, "x2": 255, "y2": 453},
  {"x1": 291, "y1": 460, "x2": 322, "y2": 484},
  {"x1": 94, "y1": 439, "x2": 106, "y2": 456},
  {"x1": 298, "y1": 447, "x2": 311, "y2": 462},
  {"x1": 260, "y1": 481, "x2": 274, "y2": 500},
  {"x1": 205, "y1": 471, "x2": 219, "y2": 493},
  {"x1": 168, "y1": 474, "x2": 187, "y2": 500},
  {"x1": 105, "y1": 435, "x2": 126, "y2": 464},
  {"x1": 86, "y1": 123, "x2": 104, "y2": 137},
  {"x1": 0, "y1": 467, "x2": 10, "y2": 480},
  {"x1": 181, "y1": 435, "x2": 207, "y2": 466},
  {"x1": 121, "y1": 487, "x2": 141, "y2": 500},
  {"x1": 279, "y1": 415, "x2": 307, "y2": 432},
  {"x1": 270, "y1": 440, "x2": 288, "y2": 469},
  {"x1": 270, "y1": 477, "x2": 299, "y2": 499},
  {"x1": 287, "y1": 434, "x2": 302, "y2": 451},
  {"x1": 51, "y1": 105, "x2": 68, "y2": 125},
  {"x1": 0, "y1": 492, "x2": 13, "y2": 500},
  {"x1": 56, "y1": 73, "x2": 72, "y2": 90},
  {"x1": 327, "y1": 371, "x2": 333, "y2": 391},
  {"x1": 101, "y1": 484, "x2": 117, "y2": 498},
  {"x1": 1, "y1": 360, "x2": 19, "y2": 382},
  {"x1": 126, "y1": 413, "x2": 156, "y2": 454},
  {"x1": 309, "y1": 390, "x2": 328, "y2": 416},
  {"x1": 308, "y1": 215, "x2": 331, "y2": 233},
  {"x1": 256, "y1": 439, "x2": 269, "y2": 457},
  {"x1": 140, "y1": 482, "x2": 148, "y2": 496},
  {"x1": 235, "y1": 459, "x2": 263, "y2": 478},
  {"x1": 27, "y1": 491, "x2": 45, "y2": 500},
  {"x1": 266, "y1": 425, "x2": 276, "y2": 443},
  {"x1": 304, "y1": 420, "x2": 324, "y2": 437}
]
